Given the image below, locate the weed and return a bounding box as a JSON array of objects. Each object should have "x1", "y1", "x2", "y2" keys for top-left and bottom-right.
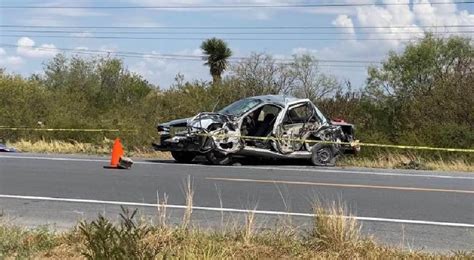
[
  {"x1": 78, "y1": 206, "x2": 160, "y2": 259},
  {"x1": 156, "y1": 191, "x2": 169, "y2": 228},
  {"x1": 0, "y1": 224, "x2": 57, "y2": 258},
  {"x1": 181, "y1": 175, "x2": 194, "y2": 230},
  {"x1": 1, "y1": 204, "x2": 473, "y2": 259},
  {"x1": 340, "y1": 153, "x2": 474, "y2": 172},
  {"x1": 308, "y1": 201, "x2": 361, "y2": 253}
]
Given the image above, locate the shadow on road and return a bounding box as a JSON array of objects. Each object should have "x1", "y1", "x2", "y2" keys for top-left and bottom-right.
[{"x1": 144, "y1": 155, "x2": 321, "y2": 167}]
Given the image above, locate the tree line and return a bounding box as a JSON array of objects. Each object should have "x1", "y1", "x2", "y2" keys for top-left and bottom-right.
[{"x1": 0, "y1": 34, "x2": 472, "y2": 155}]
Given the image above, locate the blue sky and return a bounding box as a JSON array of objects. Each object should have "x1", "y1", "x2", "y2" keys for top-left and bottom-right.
[{"x1": 0, "y1": 0, "x2": 473, "y2": 88}]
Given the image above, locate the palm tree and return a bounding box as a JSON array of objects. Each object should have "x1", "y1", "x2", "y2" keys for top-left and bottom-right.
[{"x1": 200, "y1": 38, "x2": 232, "y2": 84}]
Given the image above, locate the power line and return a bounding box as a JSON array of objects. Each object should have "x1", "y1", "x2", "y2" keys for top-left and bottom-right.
[
  {"x1": 0, "y1": 43, "x2": 379, "y2": 67},
  {"x1": 0, "y1": 43, "x2": 380, "y2": 63},
  {"x1": 1, "y1": 34, "x2": 444, "y2": 41},
  {"x1": 1, "y1": 1, "x2": 473, "y2": 9},
  {"x1": 4, "y1": 29, "x2": 473, "y2": 36},
  {"x1": 1, "y1": 24, "x2": 472, "y2": 30}
]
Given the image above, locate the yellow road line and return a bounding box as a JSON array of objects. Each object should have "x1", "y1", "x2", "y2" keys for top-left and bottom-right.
[{"x1": 206, "y1": 177, "x2": 474, "y2": 194}]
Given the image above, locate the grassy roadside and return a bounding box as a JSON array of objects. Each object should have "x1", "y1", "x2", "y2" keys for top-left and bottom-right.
[
  {"x1": 6, "y1": 139, "x2": 474, "y2": 172},
  {"x1": 338, "y1": 154, "x2": 474, "y2": 172},
  {"x1": 7, "y1": 139, "x2": 172, "y2": 159},
  {"x1": 2, "y1": 203, "x2": 472, "y2": 259}
]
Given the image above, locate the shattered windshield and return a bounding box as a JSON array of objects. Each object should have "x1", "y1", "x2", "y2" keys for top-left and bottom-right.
[{"x1": 219, "y1": 98, "x2": 262, "y2": 116}]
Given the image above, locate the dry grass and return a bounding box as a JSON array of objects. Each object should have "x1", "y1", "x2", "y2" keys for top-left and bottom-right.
[
  {"x1": 181, "y1": 176, "x2": 194, "y2": 230},
  {"x1": 340, "y1": 153, "x2": 474, "y2": 172},
  {"x1": 156, "y1": 192, "x2": 169, "y2": 228},
  {"x1": 8, "y1": 139, "x2": 172, "y2": 159},
  {"x1": 2, "y1": 203, "x2": 472, "y2": 259},
  {"x1": 0, "y1": 223, "x2": 61, "y2": 259},
  {"x1": 243, "y1": 209, "x2": 256, "y2": 245},
  {"x1": 9, "y1": 139, "x2": 112, "y2": 155},
  {"x1": 309, "y1": 201, "x2": 361, "y2": 252},
  {"x1": 424, "y1": 160, "x2": 474, "y2": 172}
]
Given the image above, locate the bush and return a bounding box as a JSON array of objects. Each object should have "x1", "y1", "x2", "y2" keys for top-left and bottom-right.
[{"x1": 78, "y1": 207, "x2": 160, "y2": 259}]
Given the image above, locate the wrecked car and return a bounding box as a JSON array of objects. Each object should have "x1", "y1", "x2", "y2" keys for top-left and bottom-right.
[{"x1": 153, "y1": 95, "x2": 359, "y2": 166}]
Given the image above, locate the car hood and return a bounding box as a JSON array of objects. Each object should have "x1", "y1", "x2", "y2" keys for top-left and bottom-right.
[
  {"x1": 159, "y1": 117, "x2": 190, "y2": 128},
  {"x1": 158, "y1": 112, "x2": 235, "y2": 130}
]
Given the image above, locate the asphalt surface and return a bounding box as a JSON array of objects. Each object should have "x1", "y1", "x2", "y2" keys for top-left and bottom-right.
[{"x1": 0, "y1": 153, "x2": 473, "y2": 252}]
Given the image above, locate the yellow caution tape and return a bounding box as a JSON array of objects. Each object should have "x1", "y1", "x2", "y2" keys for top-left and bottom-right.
[
  {"x1": 0, "y1": 127, "x2": 137, "y2": 133},
  {"x1": 1, "y1": 127, "x2": 472, "y2": 153},
  {"x1": 197, "y1": 133, "x2": 474, "y2": 153}
]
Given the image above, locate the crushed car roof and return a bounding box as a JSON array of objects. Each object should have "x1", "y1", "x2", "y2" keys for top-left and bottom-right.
[{"x1": 251, "y1": 95, "x2": 307, "y2": 107}]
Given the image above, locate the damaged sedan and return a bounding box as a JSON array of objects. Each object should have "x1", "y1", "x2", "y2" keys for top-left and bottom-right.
[{"x1": 153, "y1": 95, "x2": 359, "y2": 166}]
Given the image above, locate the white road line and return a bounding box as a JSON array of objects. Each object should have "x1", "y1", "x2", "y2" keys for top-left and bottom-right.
[
  {"x1": 1, "y1": 194, "x2": 473, "y2": 228},
  {"x1": 1, "y1": 154, "x2": 473, "y2": 180}
]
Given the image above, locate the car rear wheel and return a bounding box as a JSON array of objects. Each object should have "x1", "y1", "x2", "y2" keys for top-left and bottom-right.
[
  {"x1": 205, "y1": 151, "x2": 232, "y2": 165},
  {"x1": 171, "y1": 151, "x2": 196, "y2": 163},
  {"x1": 311, "y1": 144, "x2": 337, "y2": 167}
]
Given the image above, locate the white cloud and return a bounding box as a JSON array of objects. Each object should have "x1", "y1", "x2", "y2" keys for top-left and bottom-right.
[
  {"x1": 4, "y1": 56, "x2": 25, "y2": 67},
  {"x1": 43, "y1": 8, "x2": 107, "y2": 17},
  {"x1": 174, "y1": 48, "x2": 203, "y2": 56},
  {"x1": 292, "y1": 47, "x2": 318, "y2": 56},
  {"x1": 351, "y1": 0, "x2": 471, "y2": 47},
  {"x1": 16, "y1": 37, "x2": 59, "y2": 58},
  {"x1": 99, "y1": 45, "x2": 119, "y2": 53},
  {"x1": 0, "y1": 48, "x2": 24, "y2": 67},
  {"x1": 332, "y1": 14, "x2": 355, "y2": 34},
  {"x1": 20, "y1": 1, "x2": 108, "y2": 28},
  {"x1": 112, "y1": 17, "x2": 164, "y2": 27},
  {"x1": 31, "y1": 0, "x2": 108, "y2": 17},
  {"x1": 413, "y1": 0, "x2": 474, "y2": 31},
  {"x1": 143, "y1": 51, "x2": 167, "y2": 62},
  {"x1": 304, "y1": 0, "x2": 376, "y2": 15},
  {"x1": 300, "y1": 0, "x2": 473, "y2": 88},
  {"x1": 70, "y1": 32, "x2": 94, "y2": 37},
  {"x1": 21, "y1": 17, "x2": 68, "y2": 27},
  {"x1": 130, "y1": 48, "x2": 210, "y2": 87},
  {"x1": 127, "y1": 0, "x2": 303, "y2": 20}
]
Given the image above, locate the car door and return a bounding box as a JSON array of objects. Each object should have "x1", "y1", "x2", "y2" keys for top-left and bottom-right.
[{"x1": 275, "y1": 102, "x2": 315, "y2": 154}]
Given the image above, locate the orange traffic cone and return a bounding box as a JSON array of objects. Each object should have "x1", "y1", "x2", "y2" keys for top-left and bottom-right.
[{"x1": 107, "y1": 138, "x2": 124, "y2": 168}]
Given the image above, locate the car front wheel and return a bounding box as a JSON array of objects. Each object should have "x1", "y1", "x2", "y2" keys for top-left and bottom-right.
[
  {"x1": 311, "y1": 144, "x2": 337, "y2": 167},
  {"x1": 171, "y1": 151, "x2": 196, "y2": 163},
  {"x1": 205, "y1": 151, "x2": 232, "y2": 165}
]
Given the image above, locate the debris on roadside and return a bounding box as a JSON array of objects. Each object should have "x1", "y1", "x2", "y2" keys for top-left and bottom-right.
[
  {"x1": 0, "y1": 143, "x2": 17, "y2": 152},
  {"x1": 118, "y1": 156, "x2": 134, "y2": 169},
  {"x1": 397, "y1": 159, "x2": 426, "y2": 170}
]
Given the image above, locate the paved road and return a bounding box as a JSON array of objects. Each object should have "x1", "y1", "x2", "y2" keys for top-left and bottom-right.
[{"x1": 0, "y1": 153, "x2": 473, "y2": 252}]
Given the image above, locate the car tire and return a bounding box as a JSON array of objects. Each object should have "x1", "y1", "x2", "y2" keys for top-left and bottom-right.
[
  {"x1": 205, "y1": 151, "x2": 232, "y2": 165},
  {"x1": 171, "y1": 151, "x2": 196, "y2": 163},
  {"x1": 311, "y1": 144, "x2": 337, "y2": 167}
]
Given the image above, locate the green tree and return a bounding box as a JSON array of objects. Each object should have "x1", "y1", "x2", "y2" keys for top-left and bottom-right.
[
  {"x1": 200, "y1": 38, "x2": 233, "y2": 84},
  {"x1": 289, "y1": 54, "x2": 340, "y2": 101},
  {"x1": 366, "y1": 34, "x2": 473, "y2": 147},
  {"x1": 230, "y1": 53, "x2": 294, "y2": 96}
]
